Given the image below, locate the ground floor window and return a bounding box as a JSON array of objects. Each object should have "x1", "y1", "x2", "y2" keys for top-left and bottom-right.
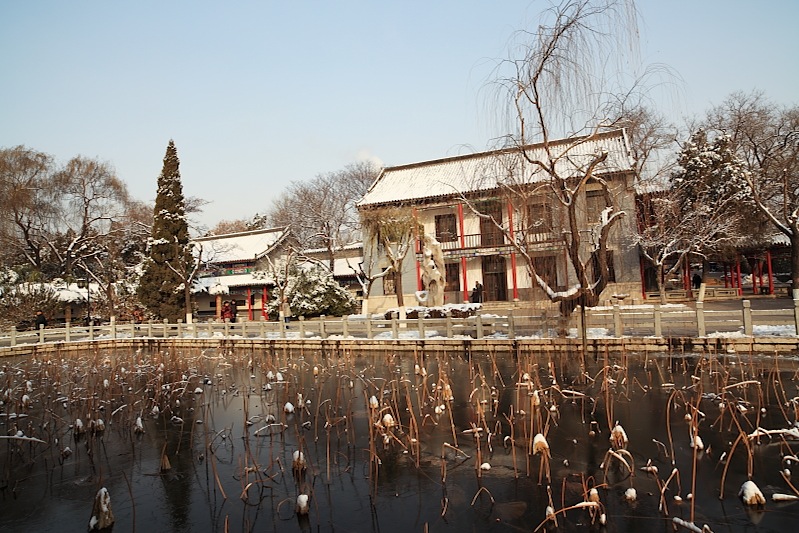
[{"x1": 444, "y1": 262, "x2": 460, "y2": 293}]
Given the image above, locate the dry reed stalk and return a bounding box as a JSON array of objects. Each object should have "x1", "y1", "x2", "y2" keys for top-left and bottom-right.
[
  {"x1": 469, "y1": 485, "x2": 495, "y2": 506},
  {"x1": 688, "y1": 388, "x2": 702, "y2": 525}
]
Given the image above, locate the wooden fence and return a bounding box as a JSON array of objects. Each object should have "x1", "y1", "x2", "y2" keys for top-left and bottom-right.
[{"x1": 3, "y1": 299, "x2": 797, "y2": 348}]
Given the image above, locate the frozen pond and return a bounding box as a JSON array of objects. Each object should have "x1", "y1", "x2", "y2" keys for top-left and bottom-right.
[{"x1": 2, "y1": 346, "x2": 799, "y2": 532}]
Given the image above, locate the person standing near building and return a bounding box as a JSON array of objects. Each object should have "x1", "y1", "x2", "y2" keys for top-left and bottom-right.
[
  {"x1": 221, "y1": 301, "x2": 232, "y2": 322},
  {"x1": 34, "y1": 310, "x2": 47, "y2": 329},
  {"x1": 281, "y1": 297, "x2": 292, "y2": 324},
  {"x1": 229, "y1": 300, "x2": 238, "y2": 323},
  {"x1": 470, "y1": 281, "x2": 483, "y2": 303}
]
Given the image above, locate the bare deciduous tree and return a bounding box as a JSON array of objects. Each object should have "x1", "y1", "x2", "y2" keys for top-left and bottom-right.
[
  {"x1": 269, "y1": 161, "x2": 379, "y2": 271},
  {"x1": 703, "y1": 91, "x2": 799, "y2": 290},
  {"x1": 360, "y1": 206, "x2": 419, "y2": 317},
  {"x1": 0, "y1": 146, "x2": 57, "y2": 272},
  {"x1": 477, "y1": 0, "x2": 647, "y2": 319}
]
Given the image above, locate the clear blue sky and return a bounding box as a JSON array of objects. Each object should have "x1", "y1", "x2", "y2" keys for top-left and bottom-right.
[{"x1": 2, "y1": 1, "x2": 796, "y2": 230}]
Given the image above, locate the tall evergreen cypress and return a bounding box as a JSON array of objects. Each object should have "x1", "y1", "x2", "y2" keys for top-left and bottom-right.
[{"x1": 137, "y1": 140, "x2": 194, "y2": 321}]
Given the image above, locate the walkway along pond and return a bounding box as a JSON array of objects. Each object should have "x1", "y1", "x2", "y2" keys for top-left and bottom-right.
[
  {"x1": 3, "y1": 298, "x2": 799, "y2": 354},
  {"x1": 2, "y1": 300, "x2": 799, "y2": 532}
]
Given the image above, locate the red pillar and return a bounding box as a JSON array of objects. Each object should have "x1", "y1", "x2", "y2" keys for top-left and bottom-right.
[
  {"x1": 736, "y1": 257, "x2": 743, "y2": 296},
  {"x1": 752, "y1": 257, "x2": 763, "y2": 294},
  {"x1": 683, "y1": 256, "x2": 690, "y2": 291},
  {"x1": 247, "y1": 287, "x2": 253, "y2": 320},
  {"x1": 767, "y1": 250, "x2": 775, "y2": 295},
  {"x1": 458, "y1": 203, "x2": 469, "y2": 302},
  {"x1": 506, "y1": 201, "x2": 519, "y2": 301}
]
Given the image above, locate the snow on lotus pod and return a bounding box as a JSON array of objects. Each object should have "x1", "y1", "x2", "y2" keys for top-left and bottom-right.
[
  {"x1": 624, "y1": 487, "x2": 637, "y2": 502},
  {"x1": 313, "y1": 365, "x2": 319, "y2": 377},
  {"x1": 533, "y1": 433, "x2": 549, "y2": 456},
  {"x1": 275, "y1": 372, "x2": 284, "y2": 382},
  {"x1": 296, "y1": 493, "x2": 310, "y2": 515},
  {"x1": 284, "y1": 402, "x2": 295, "y2": 414},
  {"x1": 443, "y1": 383, "x2": 454, "y2": 402},
  {"x1": 369, "y1": 395, "x2": 379, "y2": 409},
  {"x1": 588, "y1": 488, "x2": 600, "y2": 503},
  {"x1": 382, "y1": 413, "x2": 395, "y2": 428},
  {"x1": 194, "y1": 387, "x2": 203, "y2": 394},
  {"x1": 739, "y1": 480, "x2": 766, "y2": 506},
  {"x1": 610, "y1": 424, "x2": 628, "y2": 449},
  {"x1": 480, "y1": 462, "x2": 491, "y2": 471},
  {"x1": 75, "y1": 418, "x2": 84, "y2": 434},
  {"x1": 292, "y1": 450, "x2": 306, "y2": 471},
  {"x1": 88, "y1": 487, "x2": 115, "y2": 530},
  {"x1": 532, "y1": 390, "x2": 541, "y2": 406},
  {"x1": 690, "y1": 434, "x2": 704, "y2": 450},
  {"x1": 134, "y1": 416, "x2": 144, "y2": 434}
]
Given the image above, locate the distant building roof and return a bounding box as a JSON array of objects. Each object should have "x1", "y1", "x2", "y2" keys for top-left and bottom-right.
[
  {"x1": 195, "y1": 273, "x2": 274, "y2": 293},
  {"x1": 357, "y1": 129, "x2": 634, "y2": 208},
  {"x1": 194, "y1": 227, "x2": 289, "y2": 265}
]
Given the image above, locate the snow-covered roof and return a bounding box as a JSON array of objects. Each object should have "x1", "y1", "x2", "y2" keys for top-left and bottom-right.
[
  {"x1": 10, "y1": 282, "x2": 96, "y2": 303},
  {"x1": 196, "y1": 273, "x2": 275, "y2": 292},
  {"x1": 301, "y1": 241, "x2": 363, "y2": 254},
  {"x1": 357, "y1": 130, "x2": 634, "y2": 208},
  {"x1": 194, "y1": 227, "x2": 289, "y2": 264}
]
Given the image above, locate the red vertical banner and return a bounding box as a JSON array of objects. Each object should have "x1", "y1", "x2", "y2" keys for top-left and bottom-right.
[{"x1": 247, "y1": 287, "x2": 253, "y2": 320}]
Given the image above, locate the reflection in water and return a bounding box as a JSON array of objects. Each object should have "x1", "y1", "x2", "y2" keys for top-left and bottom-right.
[{"x1": 1, "y1": 347, "x2": 799, "y2": 532}]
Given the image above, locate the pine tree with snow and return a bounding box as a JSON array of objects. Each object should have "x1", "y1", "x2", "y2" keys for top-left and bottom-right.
[
  {"x1": 673, "y1": 130, "x2": 749, "y2": 214},
  {"x1": 672, "y1": 130, "x2": 755, "y2": 252},
  {"x1": 137, "y1": 140, "x2": 194, "y2": 321}
]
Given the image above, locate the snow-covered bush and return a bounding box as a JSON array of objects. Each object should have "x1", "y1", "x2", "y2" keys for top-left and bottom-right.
[{"x1": 266, "y1": 265, "x2": 356, "y2": 318}]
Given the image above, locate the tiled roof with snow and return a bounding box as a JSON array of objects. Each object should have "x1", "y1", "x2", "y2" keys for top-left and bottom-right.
[
  {"x1": 357, "y1": 130, "x2": 634, "y2": 208},
  {"x1": 194, "y1": 227, "x2": 289, "y2": 264},
  {"x1": 196, "y1": 273, "x2": 275, "y2": 292}
]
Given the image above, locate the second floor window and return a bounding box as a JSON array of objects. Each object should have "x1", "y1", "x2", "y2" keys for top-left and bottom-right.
[
  {"x1": 478, "y1": 200, "x2": 504, "y2": 246},
  {"x1": 435, "y1": 214, "x2": 458, "y2": 242},
  {"x1": 585, "y1": 189, "x2": 607, "y2": 222},
  {"x1": 527, "y1": 201, "x2": 553, "y2": 234}
]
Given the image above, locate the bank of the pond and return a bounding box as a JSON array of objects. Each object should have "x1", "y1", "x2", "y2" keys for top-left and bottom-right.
[{"x1": 3, "y1": 334, "x2": 799, "y2": 359}]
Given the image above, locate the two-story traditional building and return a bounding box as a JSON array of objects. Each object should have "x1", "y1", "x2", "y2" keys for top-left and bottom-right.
[
  {"x1": 357, "y1": 130, "x2": 643, "y2": 313},
  {"x1": 193, "y1": 227, "x2": 292, "y2": 320}
]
